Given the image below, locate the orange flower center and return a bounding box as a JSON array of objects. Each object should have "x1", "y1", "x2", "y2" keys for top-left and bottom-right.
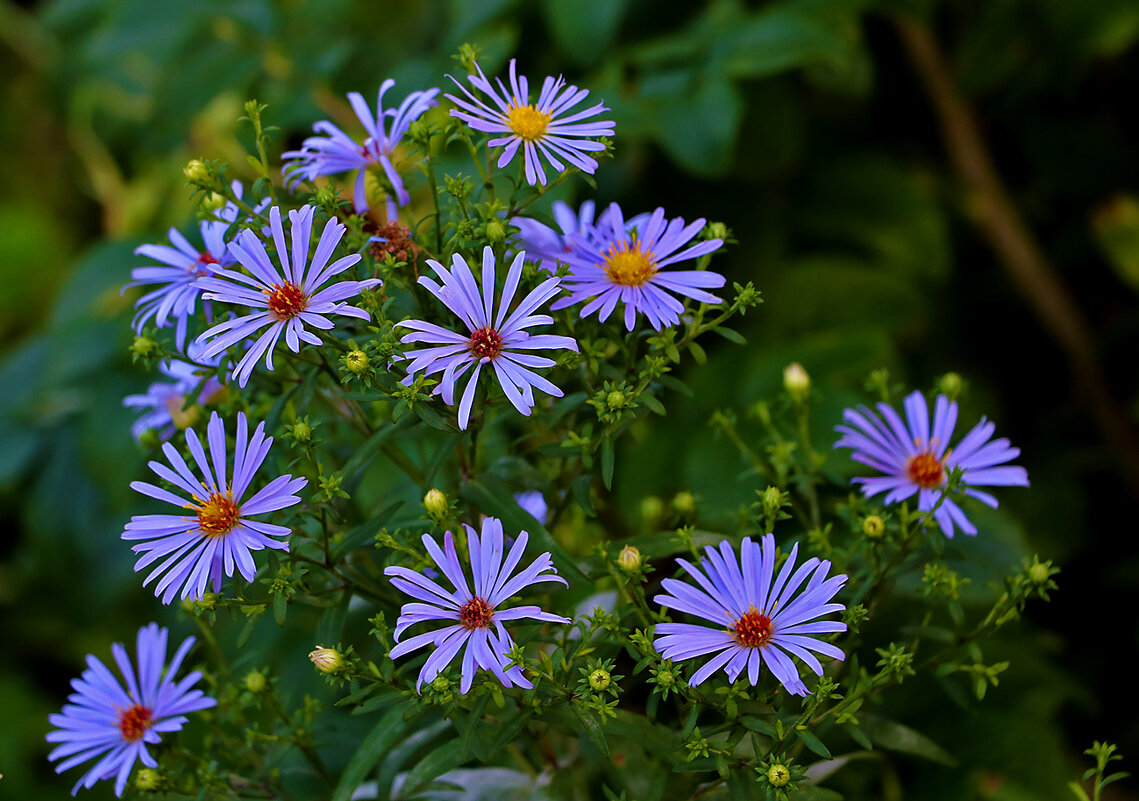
[
  {"x1": 459, "y1": 596, "x2": 493, "y2": 630},
  {"x1": 505, "y1": 103, "x2": 551, "y2": 142},
  {"x1": 603, "y1": 238, "x2": 657, "y2": 287},
  {"x1": 195, "y1": 492, "x2": 240, "y2": 536},
  {"x1": 906, "y1": 451, "x2": 945, "y2": 489},
  {"x1": 469, "y1": 327, "x2": 503, "y2": 359},
  {"x1": 265, "y1": 281, "x2": 307, "y2": 320},
  {"x1": 117, "y1": 704, "x2": 154, "y2": 742},
  {"x1": 733, "y1": 607, "x2": 773, "y2": 648}
]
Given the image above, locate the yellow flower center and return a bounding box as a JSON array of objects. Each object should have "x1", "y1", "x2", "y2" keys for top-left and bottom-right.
[
  {"x1": 194, "y1": 491, "x2": 240, "y2": 536},
  {"x1": 603, "y1": 238, "x2": 657, "y2": 286},
  {"x1": 506, "y1": 103, "x2": 551, "y2": 142}
]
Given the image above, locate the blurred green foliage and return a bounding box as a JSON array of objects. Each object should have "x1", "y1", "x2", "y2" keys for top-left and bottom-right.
[{"x1": 3, "y1": 0, "x2": 1139, "y2": 797}]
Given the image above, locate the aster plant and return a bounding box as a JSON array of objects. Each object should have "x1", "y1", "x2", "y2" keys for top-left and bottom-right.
[
  {"x1": 654, "y1": 534, "x2": 847, "y2": 695},
  {"x1": 446, "y1": 58, "x2": 615, "y2": 186},
  {"x1": 46, "y1": 623, "x2": 216, "y2": 796},
  {"x1": 834, "y1": 390, "x2": 1030, "y2": 537},
  {"x1": 72, "y1": 55, "x2": 1063, "y2": 801},
  {"x1": 551, "y1": 203, "x2": 726, "y2": 330},
  {"x1": 398, "y1": 246, "x2": 577, "y2": 429},
  {"x1": 195, "y1": 204, "x2": 381, "y2": 387},
  {"x1": 282, "y1": 80, "x2": 440, "y2": 217},
  {"x1": 123, "y1": 411, "x2": 306, "y2": 603},
  {"x1": 385, "y1": 517, "x2": 570, "y2": 693}
]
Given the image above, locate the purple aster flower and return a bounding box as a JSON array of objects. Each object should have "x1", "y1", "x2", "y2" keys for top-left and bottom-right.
[
  {"x1": 513, "y1": 491, "x2": 548, "y2": 525},
  {"x1": 397, "y1": 246, "x2": 578, "y2": 430},
  {"x1": 384, "y1": 516, "x2": 570, "y2": 694},
  {"x1": 194, "y1": 205, "x2": 381, "y2": 388},
  {"x1": 46, "y1": 623, "x2": 216, "y2": 797},
  {"x1": 654, "y1": 534, "x2": 847, "y2": 696},
  {"x1": 512, "y1": 200, "x2": 601, "y2": 272},
  {"x1": 123, "y1": 348, "x2": 225, "y2": 441},
  {"x1": 834, "y1": 390, "x2": 1030, "y2": 538},
  {"x1": 551, "y1": 204, "x2": 725, "y2": 331},
  {"x1": 282, "y1": 81, "x2": 439, "y2": 218},
  {"x1": 446, "y1": 59, "x2": 615, "y2": 186},
  {"x1": 123, "y1": 411, "x2": 307, "y2": 604}
]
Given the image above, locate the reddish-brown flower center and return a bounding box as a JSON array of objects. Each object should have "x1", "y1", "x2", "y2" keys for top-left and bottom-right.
[
  {"x1": 459, "y1": 596, "x2": 493, "y2": 630},
  {"x1": 195, "y1": 491, "x2": 240, "y2": 536},
  {"x1": 265, "y1": 281, "x2": 308, "y2": 320},
  {"x1": 117, "y1": 704, "x2": 154, "y2": 742},
  {"x1": 906, "y1": 451, "x2": 945, "y2": 489},
  {"x1": 733, "y1": 608, "x2": 773, "y2": 648},
  {"x1": 192, "y1": 251, "x2": 220, "y2": 277},
  {"x1": 469, "y1": 327, "x2": 503, "y2": 360}
]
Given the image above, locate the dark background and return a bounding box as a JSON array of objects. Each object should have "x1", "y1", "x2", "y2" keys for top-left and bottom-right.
[{"x1": 2, "y1": 0, "x2": 1138, "y2": 797}]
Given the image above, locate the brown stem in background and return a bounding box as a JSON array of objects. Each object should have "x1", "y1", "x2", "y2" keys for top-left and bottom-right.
[{"x1": 892, "y1": 13, "x2": 1139, "y2": 494}]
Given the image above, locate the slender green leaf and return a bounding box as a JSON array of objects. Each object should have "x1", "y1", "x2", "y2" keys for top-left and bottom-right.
[{"x1": 331, "y1": 701, "x2": 416, "y2": 801}]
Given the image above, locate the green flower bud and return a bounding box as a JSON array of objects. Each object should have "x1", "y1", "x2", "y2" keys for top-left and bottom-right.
[
  {"x1": 423, "y1": 488, "x2": 449, "y2": 521},
  {"x1": 291, "y1": 420, "x2": 312, "y2": 443},
  {"x1": 706, "y1": 221, "x2": 728, "y2": 241},
  {"x1": 346, "y1": 349, "x2": 370, "y2": 374},
  {"x1": 244, "y1": 670, "x2": 267, "y2": 693},
  {"x1": 862, "y1": 515, "x2": 885, "y2": 538},
  {"x1": 130, "y1": 335, "x2": 159, "y2": 359},
  {"x1": 200, "y1": 192, "x2": 227, "y2": 212},
  {"x1": 607, "y1": 390, "x2": 628, "y2": 410},
  {"x1": 183, "y1": 159, "x2": 209, "y2": 184},
  {"x1": 762, "y1": 486, "x2": 784, "y2": 516},
  {"x1": 938, "y1": 372, "x2": 963, "y2": 400},
  {"x1": 617, "y1": 545, "x2": 642, "y2": 572},
  {"x1": 641, "y1": 496, "x2": 664, "y2": 524},
  {"x1": 672, "y1": 491, "x2": 696, "y2": 515},
  {"x1": 656, "y1": 670, "x2": 675, "y2": 688},
  {"x1": 485, "y1": 218, "x2": 506, "y2": 243},
  {"x1": 134, "y1": 768, "x2": 162, "y2": 792},
  {"x1": 588, "y1": 668, "x2": 611, "y2": 692},
  {"x1": 766, "y1": 764, "x2": 791, "y2": 787},
  {"x1": 309, "y1": 646, "x2": 344, "y2": 674},
  {"x1": 783, "y1": 362, "x2": 810, "y2": 402}
]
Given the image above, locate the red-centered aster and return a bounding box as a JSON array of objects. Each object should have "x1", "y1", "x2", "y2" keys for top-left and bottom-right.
[
  {"x1": 653, "y1": 535, "x2": 847, "y2": 696},
  {"x1": 282, "y1": 81, "x2": 439, "y2": 217},
  {"x1": 123, "y1": 411, "x2": 306, "y2": 604},
  {"x1": 551, "y1": 203, "x2": 725, "y2": 331},
  {"x1": 834, "y1": 390, "x2": 1030, "y2": 537},
  {"x1": 385, "y1": 517, "x2": 571, "y2": 694},
  {"x1": 46, "y1": 623, "x2": 216, "y2": 797},
  {"x1": 194, "y1": 205, "x2": 381, "y2": 387},
  {"x1": 446, "y1": 59, "x2": 615, "y2": 186},
  {"x1": 397, "y1": 246, "x2": 577, "y2": 430}
]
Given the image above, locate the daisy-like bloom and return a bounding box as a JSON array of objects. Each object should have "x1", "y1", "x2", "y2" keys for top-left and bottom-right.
[
  {"x1": 446, "y1": 59, "x2": 615, "y2": 186},
  {"x1": 123, "y1": 411, "x2": 307, "y2": 604},
  {"x1": 195, "y1": 205, "x2": 381, "y2": 388},
  {"x1": 123, "y1": 348, "x2": 225, "y2": 441},
  {"x1": 551, "y1": 204, "x2": 725, "y2": 331},
  {"x1": 384, "y1": 516, "x2": 570, "y2": 694},
  {"x1": 397, "y1": 246, "x2": 578, "y2": 430},
  {"x1": 654, "y1": 534, "x2": 846, "y2": 695},
  {"x1": 834, "y1": 390, "x2": 1029, "y2": 538},
  {"x1": 512, "y1": 200, "x2": 601, "y2": 272},
  {"x1": 46, "y1": 623, "x2": 216, "y2": 797},
  {"x1": 282, "y1": 81, "x2": 439, "y2": 217}
]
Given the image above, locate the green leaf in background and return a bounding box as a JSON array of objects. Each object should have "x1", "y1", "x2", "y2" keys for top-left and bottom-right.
[
  {"x1": 332, "y1": 700, "x2": 417, "y2": 801},
  {"x1": 541, "y1": 0, "x2": 629, "y2": 66},
  {"x1": 860, "y1": 715, "x2": 957, "y2": 766}
]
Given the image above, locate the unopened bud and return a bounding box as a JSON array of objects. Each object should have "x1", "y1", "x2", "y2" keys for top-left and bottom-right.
[
  {"x1": 130, "y1": 335, "x2": 158, "y2": 359},
  {"x1": 423, "y1": 489, "x2": 448, "y2": 520},
  {"x1": 485, "y1": 218, "x2": 506, "y2": 243},
  {"x1": 641, "y1": 496, "x2": 664, "y2": 524},
  {"x1": 762, "y1": 486, "x2": 783, "y2": 515},
  {"x1": 346, "y1": 349, "x2": 370, "y2": 374},
  {"x1": 617, "y1": 545, "x2": 641, "y2": 572},
  {"x1": 244, "y1": 670, "x2": 267, "y2": 693},
  {"x1": 291, "y1": 420, "x2": 312, "y2": 443},
  {"x1": 134, "y1": 768, "x2": 162, "y2": 792},
  {"x1": 183, "y1": 159, "x2": 210, "y2": 184},
  {"x1": 938, "y1": 372, "x2": 963, "y2": 400},
  {"x1": 200, "y1": 192, "x2": 227, "y2": 212},
  {"x1": 783, "y1": 362, "x2": 810, "y2": 402},
  {"x1": 862, "y1": 515, "x2": 885, "y2": 538},
  {"x1": 706, "y1": 221, "x2": 728, "y2": 241},
  {"x1": 607, "y1": 390, "x2": 627, "y2": 410},
  {"x1": 766, "y1": 764, "x2": 791, "y2": 787},
  {"x1": 672, "y1": 491, "x2": 696, "y2": 516},
  {"x1": 588, "y1": 668, "x2": 611, "y2": 692},
  {"x1": 309, "y1": 646, "x2": 344, "y2": 674}
]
